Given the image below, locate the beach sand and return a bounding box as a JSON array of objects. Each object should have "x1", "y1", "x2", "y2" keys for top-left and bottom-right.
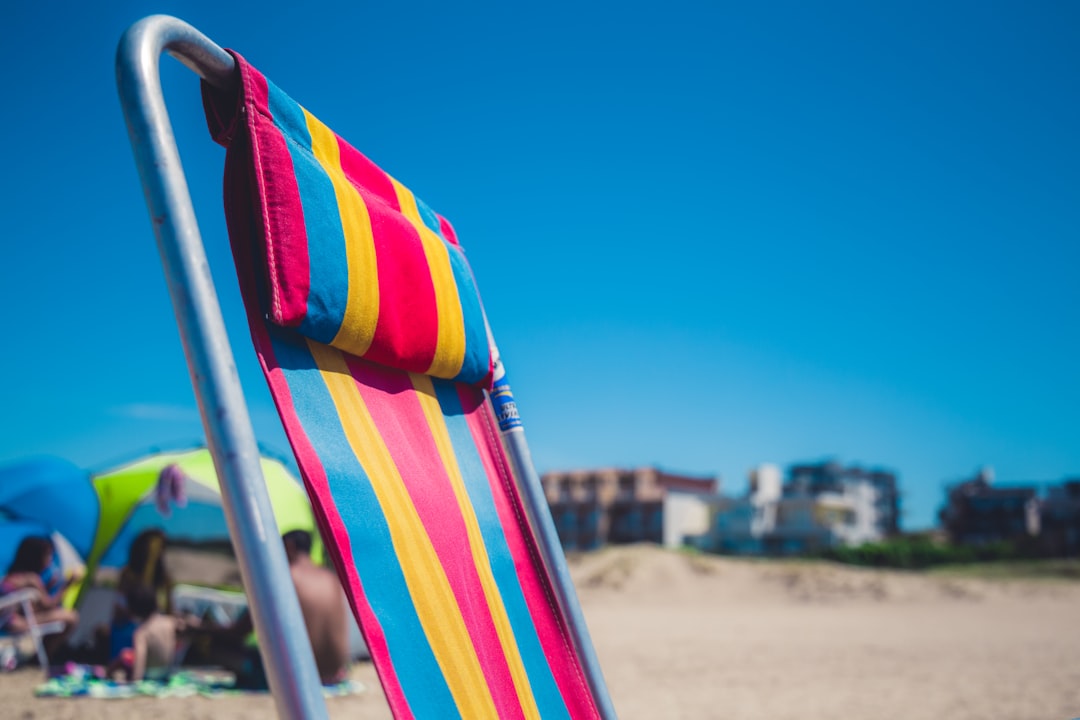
[{"x1": 3, "y1": 544, "x2": 1078, "y2": 719}]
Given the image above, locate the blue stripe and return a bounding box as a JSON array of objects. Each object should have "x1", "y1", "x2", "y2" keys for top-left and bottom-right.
[
  {"x1": 415, "y1": 197, "x2": 445, "y2": 239},
  {"x1": 266, "y1": 82, "x2": 347, "y2": 343},
  {"x1": 270, "y1": 335, "x2": 461, "y2": 720},
  {"x1": 433, "y1": 380, "x2": 572, "y2": 720},
  {"x1": 418, "y1": 197, "x2": 490, "y2": 382},
  {"x1": 444, "y1": 243, "x2": 491, "y2": 384}
]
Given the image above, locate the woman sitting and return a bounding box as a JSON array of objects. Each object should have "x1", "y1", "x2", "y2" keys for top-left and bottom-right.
[{"x1": 0, "y1": 536, "x2": 80, "y2": 658}]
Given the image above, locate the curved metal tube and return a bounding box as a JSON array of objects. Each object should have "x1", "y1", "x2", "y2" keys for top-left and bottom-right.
[{"x1": 116, "y1": 15, "x2": 328, "y2": 719}]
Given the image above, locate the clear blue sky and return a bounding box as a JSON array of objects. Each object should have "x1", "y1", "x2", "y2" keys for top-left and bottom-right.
[{"x1": 2, "y1": 2, "x2": 1077, "y2": 529}]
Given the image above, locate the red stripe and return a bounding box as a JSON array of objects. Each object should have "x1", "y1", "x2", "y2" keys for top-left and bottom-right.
[
  {"x1": 251, "y1": 329, "x2": 415, "y2": 720},
  {"x1": 460, "y1": 388, "x2": 601, "y2": 720},
  {"x1": 438, "y1": 215, "x2": 460, "y2": 247},
  {"x1": 336, "y1": 135, "x2": 402, "y2": 211},
  {"x1": 354, "y1": 169, "x2": 440, "y2": 374},
  {"x1": 345, "y1": 358, "x2": 527, "y2": 720},
  {"x1": 336, "y1": 134, "x2": 438, "y2": 374},
  {"x1": 243, "y1": 61, "x2": 310, "y2": 326}
]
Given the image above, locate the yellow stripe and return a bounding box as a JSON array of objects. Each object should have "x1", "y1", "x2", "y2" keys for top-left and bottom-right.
[
  {"x1": 411, "y1": 374, "x2": 542, "y2": 720},
  {"x1": 304, "y1": 111, "x2": 380, "y2": 357},
  {"x1": 306, "y1": 341, "x2": 499, "y2": 719},
  {"x1": 389, "y1": 178, "x2": 467, "y2": 378}
]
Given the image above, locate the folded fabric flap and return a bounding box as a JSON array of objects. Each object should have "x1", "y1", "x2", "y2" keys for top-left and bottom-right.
[{"x1": 202, "y1": 51, "x2": 493, "y2": 388}]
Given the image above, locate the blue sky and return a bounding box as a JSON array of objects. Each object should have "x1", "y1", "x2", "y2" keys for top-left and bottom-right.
[{"x1": 2, "y1": 2, "x2": 1077, "y2": 529}]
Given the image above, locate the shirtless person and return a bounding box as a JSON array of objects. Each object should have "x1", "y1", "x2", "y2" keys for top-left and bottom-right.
[
  {"x1": 283, "y1": 530, "x2": 349, "y2": 684},
  {"x1": 108, "y1": 584, "x2": 177, "y2": 681},
  {"x1": 209, "y1": 531, "x2": 349, "y2": 688}
]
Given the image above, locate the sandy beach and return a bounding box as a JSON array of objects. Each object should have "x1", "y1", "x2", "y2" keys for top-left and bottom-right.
[{"x1": 3, "y1": 544, "x2": 1078, "y2": 720}]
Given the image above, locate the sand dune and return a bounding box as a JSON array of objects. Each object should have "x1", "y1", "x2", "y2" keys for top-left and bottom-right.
[{"x1": 3, "y1": 544, "x2": 1078, "y2": 719}]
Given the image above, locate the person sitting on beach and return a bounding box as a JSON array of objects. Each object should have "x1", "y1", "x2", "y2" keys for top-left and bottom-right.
[
  {"x1": 116, "y1": 529, "x2": 174, "y2": 615},
  {"x1": 204, "y1": 530, "x2": 349, "y2": 688},
  {"x1": 0, "y1": 536, "x2": 80, "y2": 657},
  {"x1": 107, "y1": 584, "x2": 178, "y2": 682},
  {"x1": 100, "y1": 529, "x2": 174, "y2": 663},
  {"x1": 284, "y1": 530, "x2": 349, "y2": 684},
  {"x1": 39, "y1": 548, "x2": 76, "y2": 607}
]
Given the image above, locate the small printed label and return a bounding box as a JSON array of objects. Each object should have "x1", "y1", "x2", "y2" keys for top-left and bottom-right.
[{"x1": 491, "y1": 377, "x2": 523, "y2": 431}]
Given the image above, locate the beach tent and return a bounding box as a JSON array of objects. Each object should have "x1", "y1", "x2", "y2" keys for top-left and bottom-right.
[
  {"x1": 85, "y1": 447, "x2": 317, "y2": 576},
  {"x1": 0, "y1": 450, "x2": 318, "y2": 602},
  {"x1": 0, "y1": 457, "x2": 98, "y2": 561},
  {"x1": 73, "y1": 446, "x2": 362, "y2": 658},
  {"x1": 0, "y1": 451, "x2": 316, "y2": 577},
  {"x1": 0, "y1": 457, "x2": 93, "y2": 596}
]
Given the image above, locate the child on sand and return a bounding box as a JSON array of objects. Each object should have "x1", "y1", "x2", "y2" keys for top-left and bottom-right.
[{"x1": 108, "y1": 584, "x2": 177, "y2": 682}]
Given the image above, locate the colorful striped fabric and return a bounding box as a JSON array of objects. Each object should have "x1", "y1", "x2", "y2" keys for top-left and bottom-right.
[
  {"x1": 203, "y1": 53, "x2": 601, "y2": 719},
  {"x1": 203, "y1": 53, "x2": 491, "y2": 386}
]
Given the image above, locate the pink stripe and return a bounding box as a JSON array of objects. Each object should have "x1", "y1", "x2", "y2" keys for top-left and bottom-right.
[
  {"x1": 346, "y1": 358, "x2": 527, "y2": 720},
  {"x1": 459, "y1": 387, "x2": 601, "y2": 719},
  {"x1": 362, "y1": 185, "x2": 440, "y2": 375},
  {"x1": 335, "y1": 135, "x2": 439, "y2": 372},
  {"x1": 438, "y1": 215, "x2": 460, "y2": 246},
  {"x1": 337, "y1": 135, "x2": 402, "y2": 211},
  {"x1": 242, "y1": 60, "x2": 311, "y2": 326}
]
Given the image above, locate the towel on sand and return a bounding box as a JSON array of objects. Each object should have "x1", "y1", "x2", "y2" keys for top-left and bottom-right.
[{"x1": 35, "y1": 666, "x2": 364, "y2": 699}]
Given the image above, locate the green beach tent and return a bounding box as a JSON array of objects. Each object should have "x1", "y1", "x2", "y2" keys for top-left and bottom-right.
[{"x1": 81, "y1": 447, "x2": 318, "y2": 593}]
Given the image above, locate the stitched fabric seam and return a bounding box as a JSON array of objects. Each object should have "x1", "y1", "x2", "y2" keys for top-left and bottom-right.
[{"x1": 243, "y1": 63, "x2": 283, "y2": 322}]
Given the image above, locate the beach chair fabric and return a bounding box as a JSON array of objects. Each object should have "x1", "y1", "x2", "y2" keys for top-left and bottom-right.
[{"x1": 202, "y1": 52, "x2": 600, "y2": 720}]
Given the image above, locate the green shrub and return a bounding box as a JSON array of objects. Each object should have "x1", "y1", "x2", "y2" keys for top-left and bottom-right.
[{"x1": 820, "y1": 537, "x2": 1020, "y2": 569}]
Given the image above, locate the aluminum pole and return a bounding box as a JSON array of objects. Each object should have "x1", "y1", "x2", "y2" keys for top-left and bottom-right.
[
  {"x1": 489, "y1": 362, "x2": 619, "y2": 719},
  {"x1": 116, "y1": 15, "x2": 328, "y2": 719}
]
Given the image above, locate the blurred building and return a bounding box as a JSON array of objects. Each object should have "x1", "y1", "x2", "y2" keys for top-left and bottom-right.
[
  {"x1": 540, "y1": 467, "x2": 718, "y2": 550},
  {"x1": 940, "y1": 467, "x2": 1080, "y2": 556},
  {"x1": 662, "y1": 490, "x2": 717, "y2": 549},
  {"x1": 787, "y1": 461, "x2": 901, "y2": 536},
  {"x1": 1039, "y1": 479, "x2": 1080, "y2": 556},
  {"x1": 694, "y1": 461, "x2": 899, "y2": 556},
  {"x1": 939, "y1": 467, "x2": 1039, "y2": 546}
]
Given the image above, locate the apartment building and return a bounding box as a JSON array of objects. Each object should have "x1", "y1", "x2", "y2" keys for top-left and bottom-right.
[
  {"x1": 540, "y1": 467, "x2": 718, "y2": 550},
  {"x1": 939, "y1": 467, "x2": 1080, "y2": 556},
  {"x1": 699, "y1": 461, "x2": 898, "y2": 556}
]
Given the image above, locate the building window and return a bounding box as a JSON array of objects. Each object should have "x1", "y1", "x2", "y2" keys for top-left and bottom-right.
[{"x1": 559, "y1": 478, "x2": 572, "y2": 502}]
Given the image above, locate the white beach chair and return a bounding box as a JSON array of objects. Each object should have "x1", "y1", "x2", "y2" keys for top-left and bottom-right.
[{"x1": 0, "y1": 588, "x2": 66, "y2": 671}]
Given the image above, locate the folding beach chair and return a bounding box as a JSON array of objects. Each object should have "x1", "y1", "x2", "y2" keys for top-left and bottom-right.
[
  {"x1": 117, "y1": 15, "x2": 616, "y2": 720},
  {"x1": 0, "y1": 588, "x2": 67, "y2": 672}
]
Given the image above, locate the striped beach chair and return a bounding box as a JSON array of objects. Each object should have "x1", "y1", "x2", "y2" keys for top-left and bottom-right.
[{"x1": 117, "y1": 15, "x2": 616, "y2": 720}]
